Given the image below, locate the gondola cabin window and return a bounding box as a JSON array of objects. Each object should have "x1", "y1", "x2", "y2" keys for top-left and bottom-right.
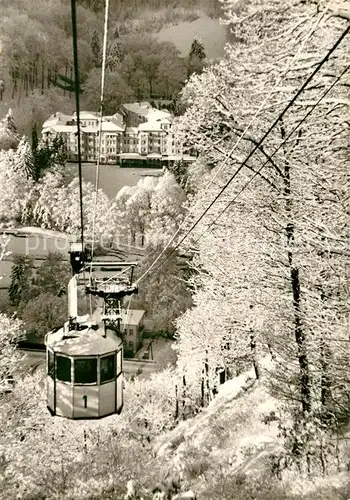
[
  {"x1": 56, "y1": 356, "x2": 71, "y2": 383},
  {"x1": 48, "y1": 350, "x2": 55, "y2": 379},
  {"x1": 100, "y1": 354, "x2": 115, "y2": 384},
  {"x1": 116, "y1": 349, "x2": 122, "y2": 376},
  {"x1": 74, "y1": 358, "x2": 97, "y2": 385}
]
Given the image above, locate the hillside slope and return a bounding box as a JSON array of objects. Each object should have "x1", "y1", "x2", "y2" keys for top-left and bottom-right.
[
  {"x1": 157, "y1": 15, "x2": 227, "y2": 60},
  {"x1": 153, "y1": 365, "x2": 350, "y2": 500}
]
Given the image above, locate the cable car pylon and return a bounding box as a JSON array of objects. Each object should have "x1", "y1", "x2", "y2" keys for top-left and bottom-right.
[{"x1": 45, "y1": 242, "x2": 138, "y2": 419}]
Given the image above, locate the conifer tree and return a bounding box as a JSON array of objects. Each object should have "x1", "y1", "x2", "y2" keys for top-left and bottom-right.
[
  {"x1": 189, "y1": 37, "x2": 206, "y2": 60},
  {"x1": 91, "y1": 29, "x2": 101, "y2": 68},
  {"x1": 106, "y1": 39, "x2": 124, "y2": 70},
  {"x1": 15, "y1": 136, "x2": 36, "y2": 180},
  {"x1": 187, "y1": 38, "x2": 206, "y2": 78},
  {"x1": 167, "y1": 160, "x2": 189, "y2": 191},
  {"x1": 31, "y1": 121, "x2": 39, "y2": 153},
  {"x1": 0, "y1": 109, "x2": 19, "y2": 150},
  {"x1": 8, "y1": 255, "x2": 34, "y2": 308}
]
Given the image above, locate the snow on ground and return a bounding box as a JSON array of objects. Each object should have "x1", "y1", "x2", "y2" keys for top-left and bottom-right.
[
  {"x1": 157, "y1": 15, "x2": 227, "y2": 60},
  {"x1": 153, "y1": 359, "x2": 350, "y2": 498},
  {"x1": 154, "y1": 362, "x2": 282, "y2": 483},
  {"x1": 67, "y1": 163, "x2": 163, "y2": 199}
]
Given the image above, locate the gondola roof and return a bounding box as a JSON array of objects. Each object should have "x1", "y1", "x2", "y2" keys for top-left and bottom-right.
[{"x1": 52, "y1": 327, "x2": 122, "y2": 356}]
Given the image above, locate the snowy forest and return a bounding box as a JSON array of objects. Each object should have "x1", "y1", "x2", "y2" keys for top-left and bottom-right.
[
  {"x1": 0, "y1": 0, "x2": 220, "y2": 135},
  {"x1": 0, "y1": 0, "x2": 350, "y2": 499}
]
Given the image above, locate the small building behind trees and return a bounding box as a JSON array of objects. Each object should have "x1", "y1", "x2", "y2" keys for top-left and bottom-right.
[{"x1": 121, "y1": 309, "x2": 145, "y2": 357}]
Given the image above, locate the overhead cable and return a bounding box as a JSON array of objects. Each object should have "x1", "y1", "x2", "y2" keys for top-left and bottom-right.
[
  {"x1": 71, "y1": 0, "x2": 84, "y2": 250},
  {"x1": 135, "y1": 6, "x2": 335, "y2": 285},
  {"x1": 136, "y1": 23, "x2": 350, "y2": 283},
  {"x1": 91, "y1": 0, "x2": 110, "y2": 262},
  {"x1": 198, "y1": 62, "x2": 350, "y2": 239}
]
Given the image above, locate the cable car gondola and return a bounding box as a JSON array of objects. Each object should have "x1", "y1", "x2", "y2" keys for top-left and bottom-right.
[{"x1": 45, "y1": 249, "x2": 138, "y2": 419}]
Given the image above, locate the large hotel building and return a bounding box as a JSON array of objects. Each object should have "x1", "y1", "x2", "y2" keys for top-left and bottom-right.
[{"x1": 41, "y1": 102, "x2": 196, "y2": 167}]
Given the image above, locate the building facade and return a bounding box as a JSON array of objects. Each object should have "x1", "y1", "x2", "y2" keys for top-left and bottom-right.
[
  {"x1": 121, "y1": 309, "x2": 145, "y2": 357},
  {"x1": 41, "y1": 103, "x2": 195, "y2": 166}
]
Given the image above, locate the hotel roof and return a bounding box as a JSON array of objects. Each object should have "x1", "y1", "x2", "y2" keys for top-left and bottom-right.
[
  {"x1": 43, "y1": 124, "x2": 77, "y2": 134},
  {"x1": 105, "y1": 112, "x2": 124, "y2": 128},
  {"x1": 42, "y1": 112, "x2": 71, "y2": 129},
  {"x1": 101, "y1": 121, "x2": 124, "y2": 132},
  {"x1": 73, "y1": 110, "x2": 99, "y2": 120},
  {"x1": 122, "y1": 102, "x2": 171, "y2": 121},
  {"x1": 138, "y1": 119, "x2": 171, "y2": 132}
]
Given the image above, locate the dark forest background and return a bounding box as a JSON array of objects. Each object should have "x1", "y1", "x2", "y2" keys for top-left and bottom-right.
[{"x1": 0, "y1": 0, "x2": 226, "y2": 135}]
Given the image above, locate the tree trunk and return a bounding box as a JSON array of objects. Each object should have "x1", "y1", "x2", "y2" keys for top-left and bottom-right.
[
  {"x1": 205, "y1": 351, "x2": 210, "y2": 402},
  {"x1": 250, "y1": 330, "x2": 260, "y2": 379},
  {"x1": 35, "y1": 58, "x2": 39, "y2": 88},
  {"x1": 174, "y1": 384, "x2": 179, "y2": 422},
  {"x1": 41, "y1": 61, "x2": 45, "y2": 94},
  {"x1": 318, "y1": 288, "x2": 332, "y2": 411},
  {"x1": 29, "y1": 63, "x2": 32, "y2": 91},
  {"x1": 182, "y1": 374, "x2": 186, "y2": 418},
  {"x1": 201, "y1": 369, "x2": 205, "y2": 407},
  {"x1": 320, "y1": 336, "x2": 331, "y2": 408},
  {"x1": 282, "y1": 123, "x2": 311, "y2": 414},
  {"x1": 12, "y1": 70, "x2": 18, "y2": 99},
  {"x1": 18, "y1": 73, "x2": 23, "y2": 105},
  {"x1": 31, "y1": 61, "x2": 35, "y2": 90},
  {"x1": 64, "y1": 64, "x2": 68, "y2": 97},
  {"x1": 25, "y1": 73, "x2": 29, "y2": 97},
  {"x1": 70, "y1": 66, "x2": 73, "y2": 98}
]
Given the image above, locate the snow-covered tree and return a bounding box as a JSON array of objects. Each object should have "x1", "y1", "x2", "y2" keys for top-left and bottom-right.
[
  {"x1": 8, "y1": 255, "x2": 34, "y2": 308},
  {"x1": 113, "y1": 176, "x2": 158, "y2": 246},
  {"x1": 174, "y1": 0, "x2": 350, "y2": 468},
  {"x1": 135, "y1": 243, "x2": 192, "y2": 336},
  {"x1": 113, "y1": 173, "x2": 186, "y2": 248},
  {"x1": 120, "y1": 368, "x2": 179, "y2": 442},
  {"x1": 0, "y1": 314, "x2": 24, "y2": 396},
  {"x1": 15, "y1": 136, "x2": 36, "y2": 179},
  {"x1": 0, "y1": 240, "x2": 24, "y2": 395},
  {"x1": 0, "y1": 109, "x2": 19, "y2": 151},
  {"x1": 31, "y1": 171, "x2": 116, "y2": 243},
  {"x1": 0, "y1": 150, "x2": 33, "y2": 223},
  {"x1": 91, "y1": 28, "x2": 101, "y2": 67},
  {"x1": 113, "y1": 184, "x2": 139, "y2": 244},
  {"x1": 147, "y1": 171, "x2": 186, "y2": 246}
]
